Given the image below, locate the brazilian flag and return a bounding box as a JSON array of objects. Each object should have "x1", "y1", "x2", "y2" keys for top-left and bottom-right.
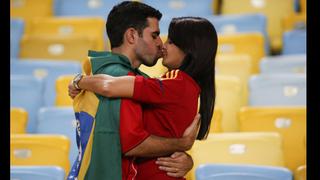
[{"x1": 67, "y1": 51, "x2": 146, "y2": 180}]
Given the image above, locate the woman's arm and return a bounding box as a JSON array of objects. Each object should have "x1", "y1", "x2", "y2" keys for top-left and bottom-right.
[{"x1": 77, "y1": 74, "x2": 135, "y2": 98}]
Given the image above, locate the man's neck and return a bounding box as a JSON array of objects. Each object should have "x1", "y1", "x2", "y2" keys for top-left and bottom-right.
[{"x1": 111, "y1": 47, "x2": 141, "y2": 69}]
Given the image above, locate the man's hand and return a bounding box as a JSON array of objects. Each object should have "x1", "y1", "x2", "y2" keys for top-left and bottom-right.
[
  {"x1": 156, "y1": 152, "x2": 193, "y2": 178},
  {"x1": 180, "y1": 113, "x2": 201, "y2": 150},
  {"x1": 68, "y1": 81, "x2": 81, "y2": 99}
]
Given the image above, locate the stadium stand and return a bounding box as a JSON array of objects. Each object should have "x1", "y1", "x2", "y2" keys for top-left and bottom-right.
[
  {"x1": 282, "y1": 29, "x2": 306, "y2": 55},
  {"x1": 10, "y1": 18, "x2": 25, "y2": 58},
  {"x1": 260, "y1": 54, "x2": 306, "y2": 74}
]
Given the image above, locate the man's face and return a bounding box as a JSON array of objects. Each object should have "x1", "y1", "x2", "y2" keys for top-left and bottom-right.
[{"x1": 135, "y1": 17, "x2": 163, "y2": 67}]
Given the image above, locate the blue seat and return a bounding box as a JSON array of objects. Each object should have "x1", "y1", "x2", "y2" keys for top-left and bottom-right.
[
  {"x1": 260, "y1": 54, "x2": 306, "y2": 74},
  {"x1": 36, "y1": 107, "x2": 78, "y2": 163},
  {"x1": 205, "y1": 13, "x2": 269, "y2": 54},
  {"x1": 196, "y1": 164, "x2": 293, "y2": 180},
  {"x1": 10, "y1": 60, "x2": 81, "y2": 106},
  {"x1": 54, "y1": 0, "x2": 121, "y2": 19},
  {"x1": 11, "y1": 166, "x2": 65, "y2": 180},
  {"x1": 249, "y1": 74, "x2": 306, "y2": 106},
  {"x1": 282, "y1": 29, "x2": 306, "y2": 55},
  {"x1": 11, "y1": 75, "x2": 44, "y2": 133},
  {"x1": 11, "y1": 18, "x2": 25, "y2": 58},
  {"x1": 144, "y1": 0, "x2": 215, "y2": 29}
]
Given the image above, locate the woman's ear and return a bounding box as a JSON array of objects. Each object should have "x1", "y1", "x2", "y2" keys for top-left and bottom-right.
[{"x1": 124, "y1": 28, "x2": 138, "y2": 45}]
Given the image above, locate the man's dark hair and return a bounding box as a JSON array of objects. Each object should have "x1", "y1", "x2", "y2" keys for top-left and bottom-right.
[{"x1": 106, "y1": 1, "x2": 162, "y2": 48}]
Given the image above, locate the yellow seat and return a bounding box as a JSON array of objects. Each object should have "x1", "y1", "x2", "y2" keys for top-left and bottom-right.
[
  {"x1": 216, "y1": 54, "x2": 252, "y2": 106},
  {"x1": 10, "y1": 0, "x2": 53, "y2": 21},
  {"x1": 215, "y1": 75, "x2": 243, "y2": 132},
  {"x1": 282, "y1": 13, "x2": 306, "y2": 32},
  {"x1": 186, "y1": 132, "x2": 285, "y2": 180},
  {"x1": 10, "y1": 134, "x2": 70, "y2": 174},
  {"x1": 300, "y1": 0, "x2": 306, "y2": 13},
  {"x1": 55, "y1": 75, "x2": 75, "y2": 106},
  {"x1": 20, "y1": 35, "x2": 98, "y2": 62},
  {"x1": 209, "y1": 107, "x2": 223, "y2": 133},
  {"x1": 25, "y1": 17, "x2": 106, "y2": 50},
  {"x1": 295, "y1": 165, "x2": 306, "y2": 180},
  {"x1": 218, "y1": 33, "x2": 265, "y2": 74},
  {"x1": 10, "y1": 108, "x2": 28, "y2": 134},
  {"x1": 220, "y1": 0, "x2": 295, "y2": 53},
  {"x1": 239, "y1": 106, "x2": 306, "y2": 171}
]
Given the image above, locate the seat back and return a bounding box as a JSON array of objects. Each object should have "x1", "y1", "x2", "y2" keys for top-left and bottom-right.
[
  {"x1": 36, "y1": 107, "x2": 78, "y2": 163},
  {"x1": 10, "y1": 18, "x2": 25, "y2": 58},
  {"x1": 10, "y1": 0, "x2": 53, "y2": 21},
  {"x1": 10, "y1": 166, "x2": 65, "y2": 180},
  {"x1": 196, "y1": 164, "x2": 293, "y2": 180},
  {"x1": 260, "y1": 54, "x2": 306, "y2": 74},
  {"x1": 10, "y1": 75, "x2": 44, "y2": 133},
  {"x1": 249, "y1": 74, "x2": 306, "y2": 106},
  {"x1": 187, "y1": 132, "x2": 285, "y2": 180},
  {"x1": 215, "y1": 75, "x2": 243, "y2": 131},
  {"x1": 282, "y1": 29, "x2": 306, "y2": 55},
  {"x1": 10, "y1": 134, "x2": 70, "y2": 174},
  {"x1": 218, "y1": 33, "x2": 265, "y2": 73},
  {"x1": 11, "y1": 60, "x2": 81, "y2": 106},
  {"x1": 294, "y1": 165, "x2": 306, "y2": 180},
  {"x1": 239, "y1": 106, "x2": 306, "y2": 171},
  {"x1": 10, "y1": 108, "x2": 28, "y2": 134}
]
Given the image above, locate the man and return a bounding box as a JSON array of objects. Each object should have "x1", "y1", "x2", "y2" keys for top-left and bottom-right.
[{"x1": 68, "y1": 1, "x2": 198, "y2": 180}]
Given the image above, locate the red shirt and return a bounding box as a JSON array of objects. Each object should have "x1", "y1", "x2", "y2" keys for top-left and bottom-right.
[
  {"x1": 133, "y1": 70, "x2": 200, "y2": 180},
  {"x1": 119, "y1": 70, "x2": 200, "y2": 180}
]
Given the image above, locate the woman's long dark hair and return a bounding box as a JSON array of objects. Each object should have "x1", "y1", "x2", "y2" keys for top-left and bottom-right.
[{"x1": 168, "y1": 17, "x2": 218, "y2": 140}]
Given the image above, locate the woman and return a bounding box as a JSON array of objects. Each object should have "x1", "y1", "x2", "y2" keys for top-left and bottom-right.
[{"x1": 70, "y1": 17, "x2": 217, "y2": 180}]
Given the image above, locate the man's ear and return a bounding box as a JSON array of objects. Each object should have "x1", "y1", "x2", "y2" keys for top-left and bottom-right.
[{"x1": 124, "y1": 28, "x2": 138, "y2": 45}]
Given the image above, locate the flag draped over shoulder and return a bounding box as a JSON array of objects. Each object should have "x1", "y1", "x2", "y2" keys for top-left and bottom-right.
[{"x1": 67, "y1": 50, "x2": 142, "y2": 180}]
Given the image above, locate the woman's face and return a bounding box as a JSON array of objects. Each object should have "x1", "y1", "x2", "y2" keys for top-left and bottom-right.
[{"x1": 162, "y1": 38, "x2": 186, "y2": 70}]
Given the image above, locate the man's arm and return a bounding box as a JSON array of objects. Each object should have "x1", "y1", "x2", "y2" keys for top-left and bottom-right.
[{"x1": 124, "y1": 113, "x2": 200, "y2": 157}]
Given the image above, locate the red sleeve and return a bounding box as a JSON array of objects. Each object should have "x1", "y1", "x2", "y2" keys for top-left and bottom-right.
[
  {"x1": 119, "y1": 99, "x2": 150, "y2": 153},
  {"x1": 132, "y1": 70, "x2": 185, "y2": 105}
]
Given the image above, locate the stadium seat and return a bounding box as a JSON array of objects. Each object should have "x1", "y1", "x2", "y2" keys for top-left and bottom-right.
[
  {"x1": 36, "y1": 107, "x2": 78, "y2": 163},
  {"x1": 187, "y1": 132, "x2": 285, "y2": 180},
  {"x1": 55, "y1": 75, "x2": 75, "y2": 106},
  {"x1": 220, "y1": 0, "x2": 296, "y2": 53},
  {"x1": 11, "y1": 60, "x2": 81, "y2": 106},
  {"x1": 282, "y1": 29, "x2": 306, "y2": 55},
  {"x1": 218, "y1": 33, "x2": 265, "y2": 74},
  {"x1": 295, "y1": 165, "x2": 306, "y2": 180},
  {"x1": 239, "y1": 106, "x2": 306, "y2": 171},
  {"x1": 260, "y1": 54, "x2": 306, "y2": 74},
  {"x1": 209, "y1": 108, "x2": 223, "y2": 133},
  {"x1": 215, "y1": 75, "x2": 243, "y2": 132},
  {"x1": 282, "y1": 13, "x2": 306, "y2": 32},
  {"x1": 10, "y1": 134, "x2": 70, "y2": 174},
  {"x1": 206, "y1": 13, "x2": 269, "y2": 54},
  {"x1": 216, "y1": 54, "x2": 252, "y2": 106},
  {"x1": 54, "y1": 0, "x2": 124, "y2": 18},
  {"x1": 196, "y1": 164, "x2": 293, "y2": 180},
  {"x1": 10, "y1": 108, "x2": 28, "y2": 134},
  {"x1": 139, "y1": 59, "x2": 168, "y2": 78},
  {"x1": 20, "y1": 35, "x2": 98, "y2": 62},
  {"x1": 10, "y1": 75, "x2": 44, "y2": 133},
  {"x1": 25, "y1": 17, "x2": 106, "y2": 50},
  {"x1": 249, "y1": 74, "x2": 306, "y2": 106},
  {"x1": 10, "y1": 18, "x2": 25, "y2": 58},
  {"x1": 300, "y1": 0, "x2": 306, "y2": 13},
  {"x1": 10, "y1": 166, "x2": 65, "y2": 180},
  {"x1": 10, "y1": 0, "x2": 53, "y2": 24}
]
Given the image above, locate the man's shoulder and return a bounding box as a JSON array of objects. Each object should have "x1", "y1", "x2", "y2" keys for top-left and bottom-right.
[{"x1": 99, "y1": 63, "x2": 132, "y2": 76}]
